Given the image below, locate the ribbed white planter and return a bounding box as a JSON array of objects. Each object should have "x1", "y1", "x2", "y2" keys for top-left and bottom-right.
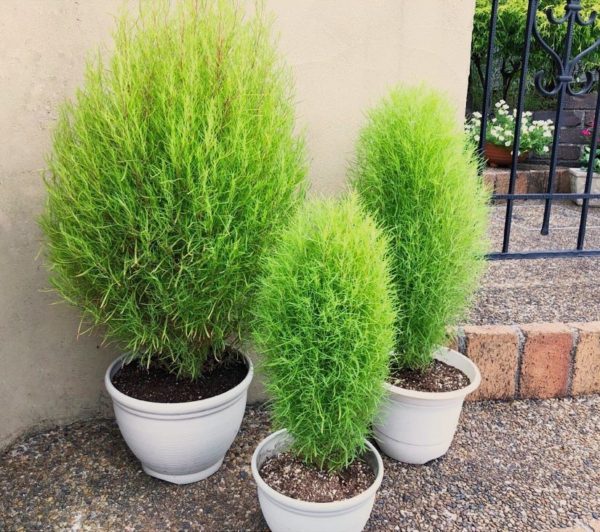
[
  {"x1": 251, "y1": 430, "x2": 383, "y2": 532},
  {"x1": 373, "y1": 347, "x2": 480, "y2": 465},
  {"x1": 105, "y1": 354, "x2": 253, "y2": 484}
]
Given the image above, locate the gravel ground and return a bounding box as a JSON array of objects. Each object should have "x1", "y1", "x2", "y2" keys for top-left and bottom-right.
[
  {"x1": 1, "y1": 398, "x2": 599, "y2": 531},
  {"x1": 468, "y1": 202, "x2": 600, "y2": 325}
]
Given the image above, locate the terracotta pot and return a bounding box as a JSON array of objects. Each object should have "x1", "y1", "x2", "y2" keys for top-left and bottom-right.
[{"x1": 484, "y1": 142, "x2": 528, "y2": 167}]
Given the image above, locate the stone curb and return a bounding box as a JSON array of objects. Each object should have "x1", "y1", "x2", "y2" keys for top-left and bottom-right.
[{"x1": 453, "y1": 322, "x2": 600, "y2": 400}]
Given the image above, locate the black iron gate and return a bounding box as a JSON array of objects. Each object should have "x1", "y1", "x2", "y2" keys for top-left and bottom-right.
[{"x1": 478, "y1": 0, "x2": 600, "y2": 259}]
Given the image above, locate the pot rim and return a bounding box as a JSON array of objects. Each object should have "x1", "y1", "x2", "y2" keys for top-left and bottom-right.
[
  {"x1": 484, "y1": 141, "x2": 530, "y2": 158},
  {"x1": 384, "y1": 347, "x2": 481, "y2": 401},
  {"x1": 251, "y1": 429, "x2": 384, "y2": 514},
  {"x1": 104, "y1": 351, "x2": 253, "y2": 415},
  {"x1": 570, "y1": 167, "x2": 600, "y2": 177}
]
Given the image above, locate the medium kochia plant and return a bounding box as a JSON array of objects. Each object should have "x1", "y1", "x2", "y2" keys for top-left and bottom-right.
[
  {"x1": 351, "y1": 86, "x2": 489, "y2": 371},
  {"x1": 40, "y1": 0, "x2": 306, "y2": 378},
  {"x1": 253, "y1": 195, "x2": 396, "y2": 470}
]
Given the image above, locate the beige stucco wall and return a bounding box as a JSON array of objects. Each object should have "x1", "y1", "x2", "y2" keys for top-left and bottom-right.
[{"x1": 0, "y1": 0, "x2": 476, "y2": 448}]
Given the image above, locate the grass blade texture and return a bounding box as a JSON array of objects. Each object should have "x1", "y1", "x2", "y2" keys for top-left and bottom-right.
[
  {"x1": 253, "y1": 195, "x2": 396, "y2": 470},
  {"x1": 351, "y1": 86, "x2": 489, "y2": 371},
  {"x1": 39, "y1": 0, "x2": 307, "y2": 378}
]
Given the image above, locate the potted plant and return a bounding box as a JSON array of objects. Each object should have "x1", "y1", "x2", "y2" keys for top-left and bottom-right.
[
  {"x1": 39, "y1": 0, "x2": 306, "y2": 484},
  {"x1": 251, "y1": 195, "x2": 396, "y2": 532},
  {"x1": 465, "y1": 100, "x2": 554, "y2": 167},
  {"x1": 351, "y1": 86, "x2": 489, "y2": 464},
  {"x1": 569, "y1": 127, "x2": 600, "y2": 207}
]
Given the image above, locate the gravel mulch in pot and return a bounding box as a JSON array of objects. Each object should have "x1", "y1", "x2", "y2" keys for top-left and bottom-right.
[
  {"x1": 111, "y1": 348, "x2": 248, "y2": 402},
  {"x1": 1, "y1": 397, "x2": 599, "y2": 531},
  {"x1": 388, "y1": 360, "x2": 469, "y2": 392},
  {"x1": 259, "y1": 451, "x2": 375, "y2": 503}
]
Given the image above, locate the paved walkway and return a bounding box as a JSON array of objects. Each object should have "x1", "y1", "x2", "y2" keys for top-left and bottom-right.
[
  {"x1": 468, "y1": 202, "x2": 600, "y2": 325},
  {"x1": 1, "y1": 397, "x2": 599, "y2": 531}
]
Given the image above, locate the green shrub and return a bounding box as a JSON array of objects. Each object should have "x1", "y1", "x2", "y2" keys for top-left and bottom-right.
[
  {"x1": 351, "y1": 86, "x2": 489, "y2": 371},
  {"x1": 253, "y1": 195, "x2": 396, "y2": 470},
  {"x1": 470, "y1": 0, "x2": 600, "y2": 109},
  {"x1": 40, "y1": 0, "x2": 307, "y2": 379}
]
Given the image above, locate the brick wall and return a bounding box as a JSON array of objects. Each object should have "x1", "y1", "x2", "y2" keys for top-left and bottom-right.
[
  {"x1": 451, "y1": 322, "x2": 600, "y2": 401},
  {"x1": 530, "y1": 92, "x2": 597, "y2": 167},
  {"x1": 483, "y1": 165, "x2": 571, "y2": 196}
]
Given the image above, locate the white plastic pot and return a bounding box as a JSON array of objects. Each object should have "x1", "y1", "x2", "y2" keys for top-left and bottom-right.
[
  {"x1": 105, "y1": 353, "x2": 253, "y2": 484},
  {"x1": 251, "y1": 429, "x2": 383, "y2": 532},
  {"x1": 373, "y1": 347, "x2": 480, "y2": 465}
]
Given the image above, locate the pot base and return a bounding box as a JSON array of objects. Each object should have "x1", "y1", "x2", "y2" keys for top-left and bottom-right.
[
  {"x1": 142, "y1": 457, "x2": 224, "y2": 484},
  {"x1": 372, "y1": 430, "x2": 451, "y2": 465}
]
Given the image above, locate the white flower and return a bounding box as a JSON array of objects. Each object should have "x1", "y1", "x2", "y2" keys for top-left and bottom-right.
[
  {"x1": 543, "y1": 146, "x2": 550, "y2": 153},
  {"x1": 498, "y1": 135, "x2": 505, "y2": 141},
  {"x1": 505, "y1": 141, "x2": 511, "y2": 147},
  {"x1": 472, "y1": 112, "x2": 482, "y2": 118}
]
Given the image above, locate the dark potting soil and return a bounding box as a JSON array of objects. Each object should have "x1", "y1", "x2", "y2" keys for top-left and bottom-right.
[
  {"x1": 111, "y1": 348, "x2": 248, "y2": 403},
  {"x1": 388, "y1": 359, "x2": 470, "y2": 392},
  {"x1": 259, "y1": 452, "x2": 376, "y2": 503}
]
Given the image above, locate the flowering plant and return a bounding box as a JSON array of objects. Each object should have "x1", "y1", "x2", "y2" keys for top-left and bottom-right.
[
  {"x1": 580, "y1": 123, "x2": 600, "y2": 172},
  {"x1": 465, "y1": 100, "x2": 554, "y2": 155},
  {"x1": 580, "y1": 146, "x2": 600, "y2": 172}
]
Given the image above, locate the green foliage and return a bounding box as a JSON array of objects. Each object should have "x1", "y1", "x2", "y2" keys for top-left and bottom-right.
[
  {"x1": 40, "y1": 0, "x2": 307, "y2": 379},
  {"x1": 253, "y1": 195, "x2": 395, "y2": 471},
  {"x1": 471, "y1": 0, "x2": 600, "y2": 109},
  {"x1": 581, "y1": 145, "x2": 600, "y2": 171},
  {"x1": 351, "y1": 87, "x2": 489, "y2": 371}
]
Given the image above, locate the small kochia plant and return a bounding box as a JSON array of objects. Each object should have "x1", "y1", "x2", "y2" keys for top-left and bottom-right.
[
  {"x1": 253, "y1": 195, "x2": 396, "y2": 470},
  {"x1": 351, "y1": 86, "x2": 489, "y2": 371},
  {"x1": 40, "y1": 0, "x2": 306, "y2": 378}
]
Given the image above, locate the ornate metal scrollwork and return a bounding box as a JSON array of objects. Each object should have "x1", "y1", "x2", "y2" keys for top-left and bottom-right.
[{"x1": 533, "y1": 0, "x2": 600, "y2": 97}]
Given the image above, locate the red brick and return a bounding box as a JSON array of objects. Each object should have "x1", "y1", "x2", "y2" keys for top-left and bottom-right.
[
  {"x1": 463, "y1": 325, "x2": 519, "y2": 401},
  {"x1": 494, "y1": 171, "x2": 528, "y2": 194},
  {"x1": 569, "y1": 322, "x2": 600, "y2": 396},
  {"x1": 589, "y1": 519, "x2": 600, "y2": 532},
  {"x1": 520, "y1": 323, "x2": 573, "y2": 399}
]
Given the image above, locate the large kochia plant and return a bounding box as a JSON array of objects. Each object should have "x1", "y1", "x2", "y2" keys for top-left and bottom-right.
[
  {"x1": 352, "y1": 86, "x2": 489, "y2": 371},
  {"x1": 40, "y1": 0, "x2": 306, "y2": 378}
]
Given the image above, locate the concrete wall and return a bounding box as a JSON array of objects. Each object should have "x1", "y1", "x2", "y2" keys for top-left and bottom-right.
[{"x1": 0, "y1": 0, "x2": 476, "y2": 448}]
